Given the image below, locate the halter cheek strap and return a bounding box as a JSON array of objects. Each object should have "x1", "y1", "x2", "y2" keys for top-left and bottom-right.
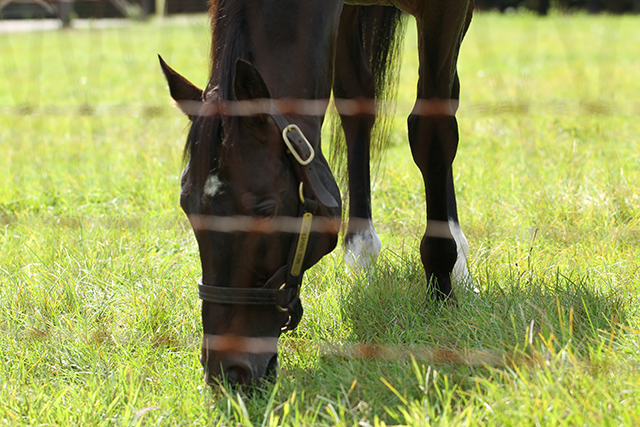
[
  {"x1": 197, "y1": 191, "x2": 317, "y2": 332},
  {"x1": 197, "y1": 104, "x2": 340, "y2": 332}
]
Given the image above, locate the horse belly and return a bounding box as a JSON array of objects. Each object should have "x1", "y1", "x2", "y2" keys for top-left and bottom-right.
[
  {"x1": 343, "y1": 0, "x2": 422, "y2": 15},
  {"x1": 343, "y1": 0, "x2": 395, "y2": 6}
]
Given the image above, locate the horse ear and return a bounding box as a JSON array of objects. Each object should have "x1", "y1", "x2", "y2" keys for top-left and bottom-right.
[
  {"x1": 158, "y1": 55, "x2": 203, "y2": 120},
  {"x1": 233, "y1": 59, "x2": 271, "y2": 101}
]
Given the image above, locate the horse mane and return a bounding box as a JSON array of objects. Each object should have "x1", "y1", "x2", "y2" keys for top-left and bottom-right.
[
  {"x1": 183, "y1": 0, "x2": 248, "y2": 187},
  {"x1": 328, "y1": 6, "x2": 408, "y2": 186},
  {"x1": 185, "y1": 3, "x2": 407, "y2": 189},
  {"x1": 207, "y1": 0, "x2": 248, "y2": 100}
]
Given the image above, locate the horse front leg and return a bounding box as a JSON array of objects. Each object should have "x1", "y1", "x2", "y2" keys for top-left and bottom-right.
[
  {"x1": 447, "y1": 73, "x2": 472, "y2": 288},
  {"x1": 334, "y1": 5, "x2": 381, "y2": 271},
  {"x1": 409, "y1": 110, "x2": 459, "y2": 300},
  {"x1": 409, "y1": 1, "x2": 472, "y2": 300}
]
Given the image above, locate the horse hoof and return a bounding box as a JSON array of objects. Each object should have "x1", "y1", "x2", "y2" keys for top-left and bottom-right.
[{"x1": 344, "y1": 228, "x2": 382, "y2": 272}]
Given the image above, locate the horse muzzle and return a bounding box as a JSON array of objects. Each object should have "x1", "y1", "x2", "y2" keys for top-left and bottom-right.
[{"x1": 201, "y1": 334, "x2": 279, "y2": 387}]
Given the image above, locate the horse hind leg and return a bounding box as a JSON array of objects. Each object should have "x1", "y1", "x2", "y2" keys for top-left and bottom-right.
[{"x1": 333, "y1": 5, "x2": 382, "y2": 271}]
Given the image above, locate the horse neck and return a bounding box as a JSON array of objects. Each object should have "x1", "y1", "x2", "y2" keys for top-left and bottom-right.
[{"x1": 208, "y1": 0, "x2": 340, "y2": 103}]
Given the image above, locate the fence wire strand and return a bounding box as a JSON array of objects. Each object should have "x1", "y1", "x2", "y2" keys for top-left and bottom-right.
[{"x1": 1, "y1": 6, "x2": 639, "y2": 362}]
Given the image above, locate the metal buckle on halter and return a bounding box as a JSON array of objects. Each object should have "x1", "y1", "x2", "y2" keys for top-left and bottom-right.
[
  {"x1": 276, "y1": 283, "x2": 292, "y2": 331},
  {"x1": 282, "y1": 124, "x2": 315, "y2": 165}
]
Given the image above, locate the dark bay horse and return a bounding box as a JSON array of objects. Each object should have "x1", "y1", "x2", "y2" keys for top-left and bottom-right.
[{"x1": 160, "y1": 0, "x2": 473, "y2": 386}]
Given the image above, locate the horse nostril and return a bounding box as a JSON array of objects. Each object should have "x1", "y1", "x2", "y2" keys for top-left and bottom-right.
[
  {"x1": 264, "y1": 355, "x2": 278, "y2": 383},
  {"x1": 225, "y1": 362, "x2": 253, "y2": 386}
]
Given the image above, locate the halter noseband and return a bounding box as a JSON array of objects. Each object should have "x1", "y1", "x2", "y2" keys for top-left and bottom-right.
[{"x1": 197, "y1": 103, "x2": 339, "y2": 332}]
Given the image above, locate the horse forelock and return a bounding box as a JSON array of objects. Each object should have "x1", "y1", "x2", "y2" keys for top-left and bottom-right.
[{"x1": 184, "y1": 115, "x2": 218, "y2": 188}]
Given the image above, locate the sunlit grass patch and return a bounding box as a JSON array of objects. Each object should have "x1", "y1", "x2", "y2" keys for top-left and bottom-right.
[{"x1": 1, "y1": 11, "x2": 640, "y2": 426}]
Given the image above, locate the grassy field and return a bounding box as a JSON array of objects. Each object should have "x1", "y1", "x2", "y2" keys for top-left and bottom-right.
[{"x1": 1, "y1": 11, "x2": 640, "y2": 426}]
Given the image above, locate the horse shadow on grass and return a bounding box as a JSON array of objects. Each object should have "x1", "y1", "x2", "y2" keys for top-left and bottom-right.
[
  {"x1": 203, "y1": 253, "x2": 632, "y2": 425},
  {"x1": 337, "y1": 252, "x2": 631, "y2": 355}
]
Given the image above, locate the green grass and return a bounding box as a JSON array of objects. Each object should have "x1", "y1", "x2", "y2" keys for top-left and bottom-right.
[{"x1": 1, "y1": 11, "x2": 640, "y2": 426}]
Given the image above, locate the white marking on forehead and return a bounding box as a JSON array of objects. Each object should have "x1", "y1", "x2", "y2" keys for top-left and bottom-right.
[{"x1": 204, "y1": 174, "x2": 223, "y2": 198}]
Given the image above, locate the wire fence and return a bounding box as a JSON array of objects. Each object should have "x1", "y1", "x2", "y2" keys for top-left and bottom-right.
[
  {"x1": 1, "y1": 99, "x2": 639, "y2": 118},
  {"x1": 1, "y1": 8, "x2": 639, "y2": 119},
  {"x1": 1, "y1": 7, "x2": 639, "y2": 362}
]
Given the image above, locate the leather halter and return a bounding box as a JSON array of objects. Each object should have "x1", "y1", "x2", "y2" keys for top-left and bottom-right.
[{"x1": 197, "y1": 102, "x2": 340, "y2": 332}]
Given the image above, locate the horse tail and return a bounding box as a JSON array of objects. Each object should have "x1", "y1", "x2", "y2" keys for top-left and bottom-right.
[
  {"x1": 328, "y1": 6, "x2": 408, "y2": 185},
  {"x1": 360, "y1": 6, "x2": 408, "y2": 113},
  {"x1": 364, "y1": 6, "x2": 408, "y2": 166}
]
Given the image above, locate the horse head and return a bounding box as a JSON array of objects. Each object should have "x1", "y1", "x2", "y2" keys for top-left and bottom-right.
[{"x1": 160, "y1": 56, "x2": 341, "y2": 387}]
